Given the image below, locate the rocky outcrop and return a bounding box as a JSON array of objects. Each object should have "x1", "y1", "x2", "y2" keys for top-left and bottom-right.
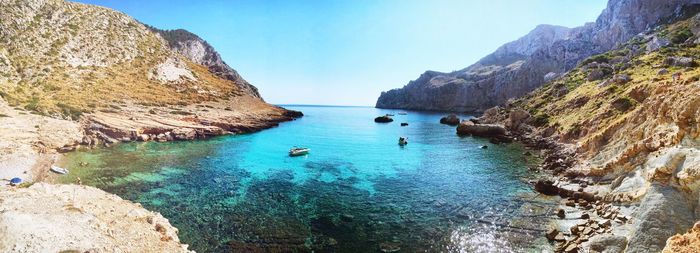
[
  {"x1": 374, "y1": 115, "x2": 393, "y2": 123},
  {"x1": 627, "y1": 185, "x2": 695, "y2": 252},
  {"x1": 456, "y1": 121, "x2": 507, "y2": 137},
  {"x1": 149, "y1": 28, "x2": 262, "y2": 99},
  {"x1": 663, "y1": 221, "x2": 700, "y2": 252},
  {"x1": 376, "y1": 0, "x2": 700, "y2": 112},
  {"x1": 439, "y1": 114, "x2": 460, "y2": 125}
]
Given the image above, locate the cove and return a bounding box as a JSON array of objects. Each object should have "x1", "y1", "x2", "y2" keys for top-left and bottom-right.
[{"x1": 58, "y1": 105, "x2": 555, "y2": 252}]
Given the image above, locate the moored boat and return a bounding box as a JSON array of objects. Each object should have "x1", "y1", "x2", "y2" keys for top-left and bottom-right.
[
  {"x1": 398, "y1": 137, "x2": 408, "y2": 146},
  {"x1": 50, "y1": 165, "x2": 69, "y2": 175},
  {"x1": 289, "y1": 147, "x2": 310, "y2": 156}
]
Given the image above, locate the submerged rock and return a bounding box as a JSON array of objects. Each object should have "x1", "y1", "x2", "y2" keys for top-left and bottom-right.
[{"x1": 379, "y1": 242, "x2": 401, "y2": 253}]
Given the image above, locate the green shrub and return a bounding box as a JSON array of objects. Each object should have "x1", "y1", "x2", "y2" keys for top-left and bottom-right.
[
  {"x1": 612, "y1": 97, "x2": 635, "y2": 112},
  {"x1": 531, "y1": 113, "x2": 550, "y2": 127},
  {"x1": 581, "y1": 53, "x2": 611, "y2": 65},
  {"x1": 56, "y1": 103, "x2": 83, "y2": 120},
  {"x1": 669, "y1": 27, "x2": 693, "y2": 44}
]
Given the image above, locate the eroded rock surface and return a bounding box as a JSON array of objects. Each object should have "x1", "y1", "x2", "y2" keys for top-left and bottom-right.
[{"x1": 0, "y1": 183, "x2": 192, "y2": 252}]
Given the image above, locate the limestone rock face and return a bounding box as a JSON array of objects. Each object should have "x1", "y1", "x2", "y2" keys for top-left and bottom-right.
[
  {"x1": 376, "y1": 0, "x2": 700, "y2": 112},
  {"x1": 626, "y1": 185, "x2": 695, "y2": 253},
  {"x1": 586, "y1": 234, "x2": 628, "y2": 253},
  {"x1": 150, "y1": 28, "x2": 263, "y2": 99},
  {"x1": 0, "y1": 183, "x2": 193, "y2": 252}
]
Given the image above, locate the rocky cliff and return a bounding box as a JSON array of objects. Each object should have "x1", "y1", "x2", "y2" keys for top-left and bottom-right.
[
  {"x1": 376, "y1": 0, "x2": 700, "y2": 112},
  {"x1": 475, "y1": 10, "x2": 700, "y2": 252}
]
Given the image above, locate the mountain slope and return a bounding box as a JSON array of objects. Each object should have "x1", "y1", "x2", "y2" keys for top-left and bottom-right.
[
  {"x1": 478, "y1": 11, "x2": 700, "y2": 252},
  {"x1": 149, "y1": 27, "x2": 263, "y2": 99},
  {"x1": 376, "y1": 0, "x2": 700, "y2": 112},
  {"x1": 0, "y1": 0, "x2": 298, "y2": 129}
]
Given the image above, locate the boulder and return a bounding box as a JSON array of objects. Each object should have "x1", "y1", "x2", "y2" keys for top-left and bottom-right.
[
  {"x1": 557, "y1": 208, "x2": 566, "y2": 218},
  {"x1": 544, "y1": 72, "x2": 560, "y2": 83},
  {"x1": 156, "y1": 133, "x2": 168, "y2": 142},
  {"x1": 137, "y1": 134, "x2": 150, "y2": 141},
  {"x1": 534, "y1": 180, "x2": 559, "y2": 196},
  {"x1": 646, "y1": 36, "x2": 670, "y2": 52},
  {"x1": 439, "y1": 114, "x2": 460, "y2": 126},
  {"x1": 506, "y1": 109, "x2": 530, "y2": 130},
  {"x1": 664, "y1": 56, "x2": 696, "y2": 67},
  {"x1": 657, "y1": 68, "x2": 669, "y2": 75},
  {"x1": 587, "y1": 69, "x2": 607, "y2": 81},
  {"x1": 374, "y1": 115, "x2": 393, "y2": 123},
  {"x1": 612, "y1": 74, "x2": 631, "y2": 84},
  {"x1": 172, "y1": 128, "x2": 197, "y2": 140},
  {"x1": 586, "y1": 235, "x2": 628, "y2": 253},
  {"x1": 456, "y1": 121, "x2": 507, "y2": 137},
  {"x1": 546, "y1": 228, "x2": 559, "y2": 241}
]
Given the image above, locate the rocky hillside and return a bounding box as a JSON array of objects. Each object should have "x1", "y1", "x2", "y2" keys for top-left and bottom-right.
[
  {"x1": 474, "y1": 10, "x2": 700, "y2": 252},
  {"x1": 376, "y1": 0, "x2": 700, "y2": 112},
  {"x1": 0, "y1": 0, "x2": 300, "y2": 141},
  {"x1": 0, "y1": 0, "x2": 276, "y2": 117},
  {"x1": 149, "y1": 27, "x2": 263, "y2": 99}
]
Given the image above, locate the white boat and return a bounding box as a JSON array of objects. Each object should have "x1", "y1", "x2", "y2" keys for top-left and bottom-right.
[
  {"x1": 289, "y1": 147, "x2": 310, "y2": 157},
  {"x1": 50, "y1": 165, "x2": 69, "y2": 175}
]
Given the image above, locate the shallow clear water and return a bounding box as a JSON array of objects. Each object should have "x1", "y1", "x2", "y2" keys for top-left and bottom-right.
[{"x1": 59, "y1": 106, "x2": 555, "y2": 252}]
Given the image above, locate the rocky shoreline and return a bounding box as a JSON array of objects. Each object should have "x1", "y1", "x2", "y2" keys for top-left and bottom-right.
[
  {"x1": 0, "y1": 97, "x2": 302, "y2": 252},
  {"x1": 457, "y1": 105, "x2": 696, "y2": 253}
]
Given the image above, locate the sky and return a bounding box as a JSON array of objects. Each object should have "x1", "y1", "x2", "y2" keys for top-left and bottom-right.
[{"x1": 74, "y1": 0, "x2": 608, "y2": 106}]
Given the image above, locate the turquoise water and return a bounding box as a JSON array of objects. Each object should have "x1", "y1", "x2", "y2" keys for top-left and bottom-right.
[{"x1": 59, "y1": 106, "x2": 554, "y2": 252}]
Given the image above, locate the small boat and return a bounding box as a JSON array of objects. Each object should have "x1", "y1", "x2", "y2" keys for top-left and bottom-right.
[
  {"x1": 398, "y1": 112, "x2": 407, "y2": 115},
  {"x1": 401, "y1": 122, "x2": 409, "y2": 126},
  {"x1": 289, "y1": 147, "x2": 310, "y2": 157},
  {"x1": 9, "y1": 177, "x2": 22, "y2": 186},
  {"x1": 480, "y1": 145, "x2": 488, "y2": 149},
  {"x1": 385, "y1": 113, "x2": 395, "y2": 116},
  {"x1": 50, "y1": 165, "x2": 69, "y2": 175},
  {"x1": 399, "y1": 137, "x2": 408, "y2": 146}
]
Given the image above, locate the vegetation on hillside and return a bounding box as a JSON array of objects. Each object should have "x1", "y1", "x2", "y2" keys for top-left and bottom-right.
[
  {"x1": 515, "y1": 16, "x2": 700, "y2": 144},
  {"x1": 0, "y1": 0, "x2": 242, "y2": 120}
]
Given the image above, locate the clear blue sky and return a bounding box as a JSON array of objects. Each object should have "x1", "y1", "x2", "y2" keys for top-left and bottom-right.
[{"x1": 74, "y1": 0, "x2": 607, "y2": 106}]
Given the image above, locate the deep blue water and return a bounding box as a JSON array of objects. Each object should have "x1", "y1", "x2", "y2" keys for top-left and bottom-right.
[{"x1": 59, "y1": 106, "x2": 554, "y2": 252}]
